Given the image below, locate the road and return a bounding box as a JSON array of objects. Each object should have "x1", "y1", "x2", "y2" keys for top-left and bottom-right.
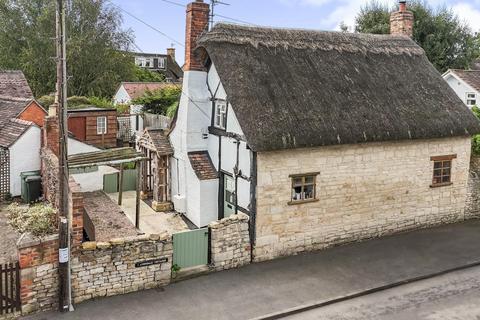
[{"x1": 284, "y1": 265, "x2": 480, "y2": 320}]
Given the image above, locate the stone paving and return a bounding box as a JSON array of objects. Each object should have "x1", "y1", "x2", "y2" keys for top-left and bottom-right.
[
  {"x1": 0, "y1": 204, "x2": 20, "y2": 264},
  {"x1": 107, "y1": 191, "x2": 189, "y2": 235}
]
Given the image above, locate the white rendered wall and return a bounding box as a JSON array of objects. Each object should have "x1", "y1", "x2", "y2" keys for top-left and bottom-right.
[
  {"x1": 113, "y1": 86, "x2": 131, "y2": 105},
  {"x1": 444, "y1": 73, "x2": 478, "y2": 108},
  {"x1": 130, "y1": 105, "x2": 144, "y2": 141},
  {"x1": 9, "y1": 126, "x2": 41, "y2": 197},
  {"x1": 170, "y1": 70, "x2": 218, "y2": 226},
  {"x1": 68, "y1": 137, "x2": 99, "y2": 155}
]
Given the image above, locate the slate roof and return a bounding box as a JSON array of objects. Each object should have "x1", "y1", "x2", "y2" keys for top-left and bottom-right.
[
  {"x1": 120, "y1": 82, "x2": 181, "y2": 100},
  {"x1": 450, "y1": 70, "x2": 480, "y2": 92},
  {"x1": 0, "y1": 118, "x2": 33, "y2": 147},
  {"x1": 197, "y1": 23, "x2": 480, "y2": 152},
  {"x1": 0, "y1": 71, "x2": 34, "y2": 100},
  {"x1": 138, "y1": 128, "x2": 173, "y2": 155},
  {"x1": 188, "y1": 151, "x2": 218, "y2": 180}
]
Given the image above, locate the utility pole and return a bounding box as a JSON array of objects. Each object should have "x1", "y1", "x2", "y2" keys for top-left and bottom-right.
[
  {"x1": 210, "y1": 0, "x2": 230, "y2": 30},
  {"x1": 56, "y1": 0, "x2": 72, "y2": 313}
]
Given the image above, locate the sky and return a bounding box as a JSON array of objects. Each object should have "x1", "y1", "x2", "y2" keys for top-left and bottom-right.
[{"x1": 110, "y1": 0, "x2": 480, "y2": 65}]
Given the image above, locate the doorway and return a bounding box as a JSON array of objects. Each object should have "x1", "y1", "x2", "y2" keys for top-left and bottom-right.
[{"x1": 224, "y1": 175, "x2": 236, "y2": 218}]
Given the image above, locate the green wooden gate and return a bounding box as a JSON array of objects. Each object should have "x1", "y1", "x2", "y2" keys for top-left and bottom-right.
[
  {"x1": 103, "y1": 170, "x2": 137, "y2": 194},
  {"x1": 173, "y1": 228, "x2": 209, "y2": 269}
]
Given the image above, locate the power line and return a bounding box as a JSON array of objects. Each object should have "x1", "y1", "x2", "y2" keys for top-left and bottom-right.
[
  {"x1": 215, "y1": 14, "x2": 256, "y2": 26},
  {"x1": 105, "y1": 0, "x2": 184, "y2": 47},
  {"x1": 159, "y1": 0, "x2": 185, "y2": 8}
]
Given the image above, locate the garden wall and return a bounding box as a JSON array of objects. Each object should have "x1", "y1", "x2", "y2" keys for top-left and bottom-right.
[
  {"x1": 71, "y1": 234, "x2": 173, "y2": 304},
  {"x1": 209, "y1": 213, "x2": 251, "y2": 271},
  {"x1": 466, "y1": 155, "x2": 480, "y2": 219}
]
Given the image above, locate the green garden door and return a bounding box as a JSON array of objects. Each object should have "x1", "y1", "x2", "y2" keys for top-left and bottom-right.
[{"x1": 173, "y1": 228, "x2": 209, "y2": 268}]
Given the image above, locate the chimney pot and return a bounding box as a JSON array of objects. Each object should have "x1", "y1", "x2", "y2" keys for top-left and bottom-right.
[{"x1": 390, "y1": 0, "x2": 414, "y2": 37}]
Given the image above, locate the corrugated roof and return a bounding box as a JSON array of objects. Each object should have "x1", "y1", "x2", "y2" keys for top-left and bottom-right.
[
  {"x1": 0, "y1": 71, "x2": 34, "y2": 99},
  {"x1": 197, "y1": 23, "x2": 480, "y2": 152}
]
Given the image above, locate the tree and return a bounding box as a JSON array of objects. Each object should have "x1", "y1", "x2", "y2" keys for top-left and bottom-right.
[
  {"x1": 133, "y1": 66, "x2": 165, "y2": 83},
  {"x1": 132, "y1": 85, "x2": 182, "y2": 118},
  {"x1": 0, "y1": 0, "x2": 136, "y2": 98},
  {"x1": 354, "y1": 0, "x2": 480, "y2": 72}
]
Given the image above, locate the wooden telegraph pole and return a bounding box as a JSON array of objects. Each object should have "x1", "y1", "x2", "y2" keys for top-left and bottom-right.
[{"x1": 56, "y1": 0, "x2": 72, "y2": 313}]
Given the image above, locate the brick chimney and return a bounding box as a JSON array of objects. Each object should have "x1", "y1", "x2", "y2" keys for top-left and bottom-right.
[
  {"x1": 184, "y1": 0, "x2": 210, "y2": 71},
  {"x1": 390, "y1": 0, "x2": 414, "y2": 37},
  {"x1": 167, "y1": 47, "x2": 176, "y2": 61}
]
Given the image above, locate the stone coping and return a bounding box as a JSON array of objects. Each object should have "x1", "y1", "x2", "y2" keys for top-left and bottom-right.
[
  {"x1": 209, "y1": 213, "x2": 249, "y2": 229},
  {"x1": 81, "y1": 232, "x2": 171, "y2": 251},
  {"x1": 16, "y1": 232, "x2": 59, "y2": 249}
]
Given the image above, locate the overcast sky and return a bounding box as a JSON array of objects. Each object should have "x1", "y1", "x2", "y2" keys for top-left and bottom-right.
[{"x1": 110, "y1": 0, "x2": 480, "y2": 65}]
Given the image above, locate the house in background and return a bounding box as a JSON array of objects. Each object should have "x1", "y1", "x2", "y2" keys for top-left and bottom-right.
[
  {"x1": 67, "y1": 106, "x2": 117, "y2": 149},
  {"x1": 0, "y1": 71, "x2": 48, "y2": 199},
  {"x1": 168, "y1": 0, "x2": 480, "y2": 261},
  {"x1": 443, "y1": 69, "x2": 480, "y2": 108},
  {"x1": 113, "y1": 82, "x2": 179, "y2": 142},
  {"x1": 133, "y1": 48, "x2": 183, "y2": 82}
]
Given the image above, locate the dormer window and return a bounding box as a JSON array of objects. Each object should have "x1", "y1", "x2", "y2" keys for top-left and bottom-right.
[
  {"x1": 158, "y1": 58, "x2": 166, "y2": 69},
  {"x1": 214, "y1": 100, "x2": 227, "y2": 130},
  {"x1": 466, "y1": 93, "x2": 476, "y2": 107}
]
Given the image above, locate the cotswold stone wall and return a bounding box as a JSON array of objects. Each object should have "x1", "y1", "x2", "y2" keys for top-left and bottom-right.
[
  {"x1": 17, "y1": 234, "x2": 59, "y2": 314},
  {"x1": 255, "y1": 137, "x2": 472, "y2": 261},
  {"x1": 40, "y1": 148, "x2": 59, "y2": 208},
  {"x1": 209, "y1": 213, "x2": 251, "y2": 271},
  {"x1": 71, "y1": 234, "x2": 172, "y2": 304},
  {"x1": 466, "y1": 155, "x2": 480, "y2": 219}
]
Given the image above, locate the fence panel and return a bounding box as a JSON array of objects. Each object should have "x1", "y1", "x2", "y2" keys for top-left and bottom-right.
[{"x1": 143, "y1": 113, "x2": 171, "y2": 129}]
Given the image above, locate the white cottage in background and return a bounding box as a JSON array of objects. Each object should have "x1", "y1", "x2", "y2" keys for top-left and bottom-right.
[
  {"x1": 170, "y1": 0, "x2": 480, "y2": 262},
  {"x1": 443, "y1": 69, "x2": 480, "y2": 108}
]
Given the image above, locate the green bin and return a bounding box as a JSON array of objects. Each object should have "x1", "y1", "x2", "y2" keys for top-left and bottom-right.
[{"x1": 20, "y1": 171, "x2": 41, "y2": 203}]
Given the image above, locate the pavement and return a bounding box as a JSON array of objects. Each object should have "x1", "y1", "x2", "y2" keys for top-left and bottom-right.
[
  {"x1": 0, "y1": 204, "x2": 20, "y2": 264},
  {"x1": 107, "y1": 191, "x2": 188, "y2": 235},
  {"x1": 24, "y1": 219, "x2": 480, "y2": 320},
  {"x1": 284, "y1": 265, "x2": 480, "y2": 320}
]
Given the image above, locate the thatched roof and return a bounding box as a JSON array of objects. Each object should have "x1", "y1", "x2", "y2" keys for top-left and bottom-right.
[{"x1": 197, "y1": 23, "x2": 480, "y2": 152}]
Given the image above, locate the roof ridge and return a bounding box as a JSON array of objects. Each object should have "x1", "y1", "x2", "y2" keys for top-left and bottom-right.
[{"x1": 0, "y1": 95, "x2": 31, "y2": 102}]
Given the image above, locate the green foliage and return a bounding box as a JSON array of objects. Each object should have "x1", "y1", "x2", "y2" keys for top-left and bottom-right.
[
  {"x1": 472, "y1": 106, "x2": 480, "y2": 155},
  {"x1": 38, "y1": 95, "x2": 115, "y2": 110},
  {"x1": 7, "y1": 202, "x2": 57, "y2": 236},
  {"x1": 0, "y1": 0, "x2": 136, "y2": 98},
  {"x1": 354, "y1": 0, "x2": 480, "y2": 72},
  {"x1": 132, "y1": 85, "x2": 181, "y2": 117},
  {"x1": 133, "y1": 66, "x2": 165, "y2": 82}
]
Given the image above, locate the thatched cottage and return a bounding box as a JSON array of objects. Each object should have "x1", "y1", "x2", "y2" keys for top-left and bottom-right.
[{"x1": 168, "y1": 0, "x2": 480, "y2": 261}]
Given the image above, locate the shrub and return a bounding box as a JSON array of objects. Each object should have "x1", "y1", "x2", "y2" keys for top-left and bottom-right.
[
  {"x1": 7, "y1": 203, "x2": 57, "y2": 236},
  {"x1": 472, "y1": 106, "x2": 480, "y2": 155}
]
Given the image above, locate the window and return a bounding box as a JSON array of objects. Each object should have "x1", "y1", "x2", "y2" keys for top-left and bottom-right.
[
  {"x1": 289, "y1": 173, "x2": 319, "y2": 204},
  {"x1": 135, "y1": 57, "x2": 145, "y2": 67},
  {"x1": 97, "y1": 116, "x2": 107, "y2": 135},
  {"x1": 214, "y1": 100, "x2": 227, "y2": 129},
  {"x1": 145, "y1": 58, "x2": 152, "y2": 68},
  {"x1": 466, "y1": 93, "x2": 476, "y2": 107},
  {"x1": 431, "y1": 155, "x2": 456, "y2": 187},
  {"x1": 158, "y1": 58, "x2": 166, "y2": 69}
]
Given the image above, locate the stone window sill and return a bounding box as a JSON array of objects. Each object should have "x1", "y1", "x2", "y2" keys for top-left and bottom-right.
[
  {"x1": 430, "y1": 182, "x2": 453, "y2": 188},
  {"x1": 288, "y1": 199, "x2": 319, "y2": 206}
]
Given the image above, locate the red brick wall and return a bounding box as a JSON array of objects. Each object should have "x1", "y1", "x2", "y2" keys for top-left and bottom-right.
[
  {"x1": 69, "y1": 178, "x2": 84, "y2": 250},
  {"x1": 184, "y1": 0, "x2": 209, "y2": 71},
  {"x1": 44, "y1": 116, "x2": 59, "y2": 157},
  {"x1": 390, "y1": 8, "x2": 414, "y2": 37},
  {"x1": 17, "y1": 101, "x2": 47, "y2": 127}
]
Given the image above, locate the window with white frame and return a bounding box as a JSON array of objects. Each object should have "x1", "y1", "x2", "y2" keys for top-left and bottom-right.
[
  {"x1": 135, "y1": 57, "x2": 145, "y2": 67},
  {"x1": 158, "y1": 58, "x2": 166, "y2": 69},
  {"x1": 466, "y1": 92, "x2": 476, "y2": 107},
  {"x1": 214, "y1": 100, "x2": 227, "y2": 129},
  {"x1": 97, "y1": 116, "x2": 107, "y2": 135}
]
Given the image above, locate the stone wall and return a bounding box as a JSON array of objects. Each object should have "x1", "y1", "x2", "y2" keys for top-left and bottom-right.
[
  {"x1": 40, "y1": 148, "x2": 59, "y2": 208},
  {"x1": 466, "y1": 155, "x2": 480, "y2": 219},
  {"x1": 209, "y1": 213, "x2": 251, "y2": 271},
  {"x1": 255, "y1": 137, "x2": 472, "y2": 261},
  {"x1": 71, "y1": 234, "x2": 172, "y2": 304},
  {"x1": 17, "y1": 234, "x2": 59, "y2": 314}
]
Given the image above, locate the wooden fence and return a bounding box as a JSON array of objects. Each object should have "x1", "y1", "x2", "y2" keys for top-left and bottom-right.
[
  {"x1": 0, "y1": 262, "x2": 20, "y2": 315},
  {"x1": 143, "y1": 113, "x2": 171, "y2": 129}
]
